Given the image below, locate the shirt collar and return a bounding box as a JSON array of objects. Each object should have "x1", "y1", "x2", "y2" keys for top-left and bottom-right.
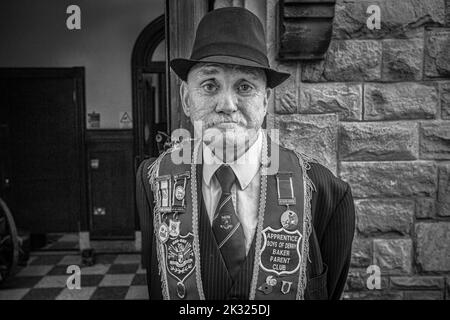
[{"x1": 202, "y1": 130, "x2": 262, "y2": 190}]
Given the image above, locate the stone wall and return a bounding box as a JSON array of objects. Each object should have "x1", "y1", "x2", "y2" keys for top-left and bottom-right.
[
  {"x1": 263, "y1": 0, "x2": 450, "y2": 300},
  {"x1": 215, "y1": 0, "x2": 450, "y2": 300}
]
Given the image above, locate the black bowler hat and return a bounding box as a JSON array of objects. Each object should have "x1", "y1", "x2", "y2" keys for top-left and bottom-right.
[{"x1": 170, "y1": 7, "x2": 290, "y2": 89}]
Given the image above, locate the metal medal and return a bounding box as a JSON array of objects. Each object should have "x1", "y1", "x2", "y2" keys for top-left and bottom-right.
[
  {"x1": 177, "y1": 281, "x2": 186, "y2": 299},
  {"x1": 175, "y1": 185, "x2": 185, "y2": 201},
  {"x1": 280, "y1": 209, "x2": 299, "y2": 231},
  {"x1": 158, "y1": 221, "x2": 169, "y2": 243},
  {"x1": 169, "y1": 218, "x2": 181, "y2": 238}
]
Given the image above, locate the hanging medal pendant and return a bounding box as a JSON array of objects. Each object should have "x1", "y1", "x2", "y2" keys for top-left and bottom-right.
[
  {"x1": 158, "y1": 214, "x2": 169, "y2": 243},
  {"x1": 177, "y1": 281, "x2": 186, "y2": 299},
  {"x1": 172, "y1": 172, "x2": 189, "y2": 213},
  {"x1": 169, "y1": 213, "x2": 181, "y2": 238},
  {"x1": 280, "y1": 205, "x2": 299, "y2": 231},
  {"x1": 276, "y1": 172, "x2": 298, "y2": 231},
  {"x1": 156, "y1": 175, "x2": 172, "y2": 213}
]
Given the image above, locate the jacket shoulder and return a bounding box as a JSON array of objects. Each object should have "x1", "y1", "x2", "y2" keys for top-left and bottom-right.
[
  {"x1": 137, "y1": 157, "x2": 158, "y2": 181},
  {"x1": 308, "y1": 161, "x2": 350, "y2": 201}
]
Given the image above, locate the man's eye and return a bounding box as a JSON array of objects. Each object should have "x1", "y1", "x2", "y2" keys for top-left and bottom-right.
[
  {"x1": 202, "y1": 83, "x2": 218, "y2": 93},
  {"x1": 238, "y1": 83, "x2": 253, "y2": 93}
]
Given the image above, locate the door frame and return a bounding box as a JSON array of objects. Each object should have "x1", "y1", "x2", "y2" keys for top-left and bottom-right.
[
  {"x1": 131, "y1": 14, "x2": 167, "y2": 168},
  {"x1": 0, "y1": 67, "x2": 89, "y2": 234},
  {"x1": 131, "y1": 15, "x2": 167, "y2": 236}
]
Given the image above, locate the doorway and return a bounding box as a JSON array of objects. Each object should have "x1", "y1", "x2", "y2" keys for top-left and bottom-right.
[
  {"x1": 132, "y1": 15, "x2": 168, "y2": 167},
  {"x1": 0, "y1": 68, "x2": 87, "y2": 235}
]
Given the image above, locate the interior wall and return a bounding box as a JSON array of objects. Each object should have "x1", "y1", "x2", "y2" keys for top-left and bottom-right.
[{"x1": 0, "y1": 0, "x2": 164, "y2": 129}]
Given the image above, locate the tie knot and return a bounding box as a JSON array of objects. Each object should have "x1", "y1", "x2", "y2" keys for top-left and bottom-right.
[{"x1": 215, "y1": 165, "x2": 236, "y2": 194}]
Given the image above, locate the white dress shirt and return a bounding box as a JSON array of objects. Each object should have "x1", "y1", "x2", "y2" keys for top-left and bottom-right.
[{"x1": 202, "y1": 130, "x2": 262, "y2": 255}]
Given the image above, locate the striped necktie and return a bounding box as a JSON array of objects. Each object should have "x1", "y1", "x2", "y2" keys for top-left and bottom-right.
[{"x1": 212, "y1": 164, "x2": 246, "y2": 280}]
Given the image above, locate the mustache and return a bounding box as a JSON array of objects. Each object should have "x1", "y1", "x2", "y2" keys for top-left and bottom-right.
[{"x1": 203, "y1": 115, "x2": 247, "y2": 129}]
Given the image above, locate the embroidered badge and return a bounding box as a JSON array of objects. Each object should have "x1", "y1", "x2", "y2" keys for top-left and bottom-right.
[
  {"x1": 220, "y1": 214, "x2": 233, "y2": 230},
  {"x1": 281, "y1": 280, "x2": 293, "y2": 294},
  {"x1": 259, "y1": 226, "x2": 302, "y2": 276},
  {"x1": 165, "y1": 233, "x2": 196, "y2": 285}
]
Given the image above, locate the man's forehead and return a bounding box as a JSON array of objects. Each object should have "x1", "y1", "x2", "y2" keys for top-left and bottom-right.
[{"x1": 189, "y1": 63, "x2": 266, "y2": 79}]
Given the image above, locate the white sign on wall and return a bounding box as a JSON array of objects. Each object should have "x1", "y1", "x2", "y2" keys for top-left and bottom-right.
[{"x1": 119, "y1": 112, "x2": 132, "y2": 129}]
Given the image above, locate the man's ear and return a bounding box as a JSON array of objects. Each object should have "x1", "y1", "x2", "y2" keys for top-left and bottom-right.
[
  {"x1": 263, "y1": 88, "x2": 272, "y2": 113},
  {"x1": 180, "y1": 82, "x2": 191, "y2": 118}
]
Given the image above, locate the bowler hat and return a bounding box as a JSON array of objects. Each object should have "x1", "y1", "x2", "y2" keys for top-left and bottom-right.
[{"x1": 170, "y1": 7, "x2": 290, "y2": 88}]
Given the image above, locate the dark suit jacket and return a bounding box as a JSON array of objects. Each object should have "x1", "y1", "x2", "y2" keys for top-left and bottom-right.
[{"x1": 136, "y1": 157, "x2": 355, "y2": 300}]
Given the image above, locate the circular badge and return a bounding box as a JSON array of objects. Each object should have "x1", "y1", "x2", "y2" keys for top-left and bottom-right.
[
  {"x1": 158, "y1": 222, "x2": 169, "y2": 243},
  {"x1": 280, "y1": 210, "x2": 299, "y2": 231},
  {"x1": 266, "y1": 275, "x2": 277, "y2": 287},
  {"x1": 175, "y1": 185, "x2": 185, "y2": 201}
]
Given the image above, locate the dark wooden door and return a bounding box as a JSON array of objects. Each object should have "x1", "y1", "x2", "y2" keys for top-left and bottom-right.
[
  {"x1": 87, "y1": 130, "x2": 134, "y2": 239},
  {"x1": 0, "y1": 68, "x2": 86, "y2": 234}
]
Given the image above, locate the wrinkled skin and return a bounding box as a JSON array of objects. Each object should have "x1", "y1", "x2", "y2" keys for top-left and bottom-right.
[{"x1": 180, "y1": 63, "x2": 271, "y2": 162}]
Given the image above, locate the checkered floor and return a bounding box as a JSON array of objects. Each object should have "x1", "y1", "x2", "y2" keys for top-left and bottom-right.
[{"x1": 0, "y1": 253, "x2": 149, "y2": 300}]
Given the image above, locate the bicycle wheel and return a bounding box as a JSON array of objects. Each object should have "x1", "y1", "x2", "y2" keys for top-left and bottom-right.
[{"x1": 0, "y1": 197, "x2": 19, "y2": 283}]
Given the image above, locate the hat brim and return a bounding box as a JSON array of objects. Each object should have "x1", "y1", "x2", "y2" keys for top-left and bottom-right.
[{"x1": 170, "y1": 56, "x2": 290, "y2": 89}]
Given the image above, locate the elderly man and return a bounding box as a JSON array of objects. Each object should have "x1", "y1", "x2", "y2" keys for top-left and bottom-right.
[{"x1": 136, "y1": 7, "x2": 355, "y2": 300}]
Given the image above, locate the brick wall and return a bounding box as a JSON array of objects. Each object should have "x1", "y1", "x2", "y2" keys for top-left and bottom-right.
[{"x1": 262, "y1": 0, "x2": 450, "y2": 299}]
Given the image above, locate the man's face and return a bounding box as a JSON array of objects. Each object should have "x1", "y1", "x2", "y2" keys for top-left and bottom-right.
[{"x1": 180, "y1": 63, "x2": 270, "y2": 159}]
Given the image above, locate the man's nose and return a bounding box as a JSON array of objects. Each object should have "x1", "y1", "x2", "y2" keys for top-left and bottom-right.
[{"x1": 216, "y1": 90, "x2": 238, "y2": 114}]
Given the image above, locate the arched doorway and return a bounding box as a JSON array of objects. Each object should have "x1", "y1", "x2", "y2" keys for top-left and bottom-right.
[{"x1": 132, "y1": 15, "x2": 168, "y2": 168}]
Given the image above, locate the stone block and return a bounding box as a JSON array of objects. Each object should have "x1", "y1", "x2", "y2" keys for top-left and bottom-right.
[
  {"x1": 355, "y1": 199, "x2": 414, "y2": 235},
  {"x1": 390, "y1": 276, "x2": 445, "y2": 290},
  {"x1": 302, "y1": 40, "x2": 381, "y2": 82},
  {"x1": 373, "y1": 238, "x2": 413, "y2": 274},
  {"x1": 340, "y1": 161, "x2": 437, "y2": 198},
  {"x1": 441, "y1": 82, "x2": 450, "y2": 119},
  {"x1": 333, "y1": 0, "x2": 445, "y2": 39},
  {"x1": 351, "y1": 237, "x2": 372, "y2": 268},
  {"x1": 270, "y1": 113, "x2": 338, "y2": 174},
  {"x1": 438, "y1": 163, "x2": 450, "y2": 216},
  {"x1": 415, "y1": 222, "x2": 450, "y2": 272},
  {"x1": 416, "y1": 197, "x2": 436, "y2": 219},
  {"x1": 299, "y1": 83, "x2": 362, "y2": 121},
  {"x1": 339, "y1": 122, "x2": 419, "y2": 161},
  {"x1": 420, "y1": 122, "x2": 450, "y2": 160},
  {"x1": 364, "y1": 83, "x2": 438, "y2": 120},
  {"x1": 382, "y1": 39, "x2": 423, "y2": 81},
  {"x1": 425, "y1": 29, "x2": 450, "y2": 78}
]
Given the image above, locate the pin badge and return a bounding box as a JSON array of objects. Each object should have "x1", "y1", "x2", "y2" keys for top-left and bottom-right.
[
  {"x1": 219, "y1": 214, "x2": 233, "y2": 230},
  {"x1": 266, "y1": 275, "x2": 277, "y2": 287},
  {"x1": 258, "y1": 283, "x2": 273, "y2": 295},
  {"x1": 177, "y1": 281, "x2": 186, "y2": 299},
  {"x1": 258, "y1": 275, "x2": 277, "y2": 295},
  {"x1": 281, "y1": 280, "x2": 293, "y2": 294},
  {"x1": 169, "y1": 218, "x2": 181, "y2": 238},
  {"x1": 158, "y1": 221, "x2": 169, "y2": 243},
  {"x1": 280, "y1": 209, "x2": 299, "y2": 231}
]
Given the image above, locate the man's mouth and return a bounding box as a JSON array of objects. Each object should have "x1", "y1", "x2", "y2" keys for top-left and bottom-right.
[{"x1": 214, "y1": 122, "x2": 240, "y2": 129}]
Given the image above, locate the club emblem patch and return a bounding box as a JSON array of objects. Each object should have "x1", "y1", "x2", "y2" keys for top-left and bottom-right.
[
  {"x1": 259, "y1": 227, "x2": 302, "y2": 276},
  {"x1": 164, "y1": 233, "x2": 196, "y2": 283}
]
